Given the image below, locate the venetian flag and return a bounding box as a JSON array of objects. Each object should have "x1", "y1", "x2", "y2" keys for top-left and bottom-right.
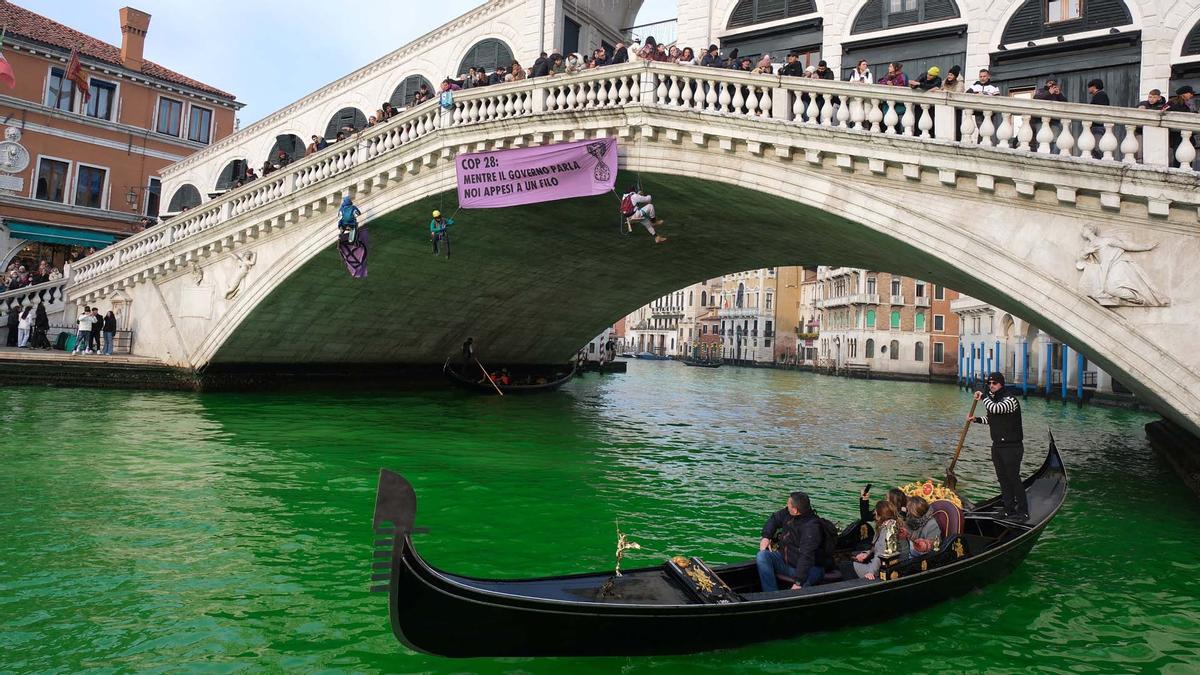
[
  {"x1": 65, "y1": 47, "x2": 89, "y2": 102},
  {"x1": 0, "y1": 29, "x2": 15, "y2": 90}
]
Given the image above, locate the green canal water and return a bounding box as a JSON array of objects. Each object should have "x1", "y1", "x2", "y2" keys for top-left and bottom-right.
[{"x1": 3, "y1": 361, "x2": 1199, "y2": 673}]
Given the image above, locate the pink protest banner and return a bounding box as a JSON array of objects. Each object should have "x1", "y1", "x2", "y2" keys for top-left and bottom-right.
[{"x1": 455, "y1": 137, "x2": 617, "y2": 209}]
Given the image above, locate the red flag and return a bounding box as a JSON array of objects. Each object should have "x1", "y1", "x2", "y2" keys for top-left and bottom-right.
[
  {"x1": 65, "y1": 48, "x2": 89, "y2": 102},
  {"x1": 0, "y1": 32, "x2": 15, "y2": 90}
]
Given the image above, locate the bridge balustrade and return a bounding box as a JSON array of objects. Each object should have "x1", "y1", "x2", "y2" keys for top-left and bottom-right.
[{"x1": 69, "y1": 61, "x2": 1200, "y2": 291}]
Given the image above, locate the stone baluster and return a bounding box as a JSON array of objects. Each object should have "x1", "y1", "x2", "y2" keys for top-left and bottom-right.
[
  {"x1": 1015, "y1": 115, "x2": 1033, "y2": 151},
  {"x1": 746, "y1": 87, "x2": 760, "y2": 116},
  {"x1": 817, "y1": 93, "x2": 832, "y2": 126},
  {"x1": 617, "y1": 77, "x2": 631, "y2": 104},
  {"x1": 1120, "y1": 125, "x2": 1140, "y2": 164},
  {"x1": 656, "y1": 76, "x2": 669, "y2": 105},
  {"x1": 705, "y1": 80, "x2": 718, "y2": 112},
  {"x1": 731, "y1": 84, "x2": 745, "y2": 114},
  {"x1": 804, "y1": 90, "x2": 819, "y2": 123},
  {"x1": 866, "y1": 99, "x2": 883, "y2": 133},
  {"x1": 487, "y1": 97, "x2": 498, "y2": 120},
  {"x1": 1033, "y1": 116, "x2": 1053, "y2": 154},
  {"x1": 917, "y1": 104, "x2": 933, "y2": 138},
  {"x1": 718, "y1": 82, "x2": 732, "y2": 113},
  {"x1": 978, "y1": 112, "x2": 996, "y2": 147},
  {"x1": 679, "y1": 78, "x2": 693, "y2": 109},
  {"x1": 1175, "y1": 130, "x2": 1197, "y2": 168},
  {"x1": 555, "y1": 86, "x2": 568, "y2": 110},
  {"x1": 595, "y1": 79, "x2": 610, "y2": 107},
  {"x1": 901, "y1": 102, "x2": 916, "y2": 136},
  {"x1": 1099, "y1": 123, "x2": 1119, "y2": 161},
  {"x1": 882, "y1": 99, "x2": 899, "y2": 134},
  {"x1": 850, "y1": 97, "x2": 866, "y2": 130},
  {"x1": 667, "y1": 76, "x2": 680, "y2": 106},
  {"x1": 996, "y1": 113, "x2": 1014, "y2": 148},
  {"x1": 1076, "y1": 120, "x2": 1096, "y2": 158},
  {"x1": 792, "y1": 90, "x2": 805, "y2": 122},
  {"x1": 836, "y1": 97, "x2": 850, "y2": 127},
  {"x1": 566, "y1": 85, "x2": 578, "y2": 109},
  {"x1": 959, "y1": 107, "x2": 977, "y2": 144}
]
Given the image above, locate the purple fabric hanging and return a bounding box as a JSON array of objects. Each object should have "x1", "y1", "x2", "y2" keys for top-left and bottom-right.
[{"x1": 338, "y1": 227, "x2": 369, "y2": 278}]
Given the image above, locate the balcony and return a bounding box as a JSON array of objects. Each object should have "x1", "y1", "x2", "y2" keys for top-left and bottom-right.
[
  {"x1": 890, "y1": 294, "x2": 906, "y2": 305},
  {"x1": 914, "y1": 296, "x2": 931, "y2": 308},
  {"x1": 764, "y1": 329, "x2": 775, "y2": 337}
]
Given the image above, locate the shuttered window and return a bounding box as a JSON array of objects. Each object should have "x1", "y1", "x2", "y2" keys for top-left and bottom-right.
[
  {"x1": 389, "y1": 76, "x2": 434, "y2": 109},
  {"x1": 851, "y1": 0, "x2": 961, "y2": 33},
  {"x1": 457, "y1": 39, "x2": 514, "y2": 77},
  {"x1": 727, "y1": 0, "x2": 817, "y2": 29},
  {"x1": 1001, "y1": 0, "x2": 1131, "y2": 43}
]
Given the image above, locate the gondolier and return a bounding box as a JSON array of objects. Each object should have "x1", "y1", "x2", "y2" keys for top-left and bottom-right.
[{"x1": 969, "y1": 372, "x2": 1029, "y2": 521}]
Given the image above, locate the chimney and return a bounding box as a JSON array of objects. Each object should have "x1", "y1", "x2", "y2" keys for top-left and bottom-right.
[{"x1": 118, "y1": 7, "x2": 151, "y2": 71}]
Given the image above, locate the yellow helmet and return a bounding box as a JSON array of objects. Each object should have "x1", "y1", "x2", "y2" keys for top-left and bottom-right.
[{"x1": 432, "y1": 210, "x2": 441, "y2": 217}]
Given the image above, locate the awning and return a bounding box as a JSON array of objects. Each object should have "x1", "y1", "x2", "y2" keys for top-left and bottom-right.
[{"x1": 4, "y1": 221, "x2": 119, "y2": 248}]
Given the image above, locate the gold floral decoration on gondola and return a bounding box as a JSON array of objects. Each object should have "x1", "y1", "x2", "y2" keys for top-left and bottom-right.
[{"x1": 900, "y1": 479, "x2": 963, "y2": 510}]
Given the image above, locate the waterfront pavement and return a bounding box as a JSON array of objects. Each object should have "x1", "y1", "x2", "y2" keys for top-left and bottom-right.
[{"x1": 0, "y1": 346, "x2": 164, "y2": 365}]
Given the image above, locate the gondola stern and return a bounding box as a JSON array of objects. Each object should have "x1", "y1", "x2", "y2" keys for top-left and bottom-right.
[{"x1": 370, "y1": 470, "x2": 417, "y2": 596}]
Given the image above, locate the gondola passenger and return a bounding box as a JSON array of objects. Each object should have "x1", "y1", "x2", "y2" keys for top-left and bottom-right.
[
  {"x1": 756, "y1": 492, "x2": 825, "y2": 591},
  {"x1": 853, "y1": 501, "x2": 909, "y2": 580},
  {"x1": 905, "y1": 496, "x2": 940, "y2": 557}
]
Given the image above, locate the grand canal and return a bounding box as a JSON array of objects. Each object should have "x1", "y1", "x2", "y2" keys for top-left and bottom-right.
[{"x1": 3, "y1": 361, "x2": 1198, "y2": 672}]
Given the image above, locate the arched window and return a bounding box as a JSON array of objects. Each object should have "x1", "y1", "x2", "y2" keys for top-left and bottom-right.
[
  {"x1": 215, "y1": 159, "x2": 246, "y2": 190},
  {"x1": 865, "y1": 338, "x2": 875, "y2": 358},
  {"x1": 1000, "y1": 0, "x2": 1132, "y2": 44},
  {"x1": 865, "y1": 309, "x2": 876, "y2": 328},
  {"x1": 167, "y1": 184, "x2": 201, "y2": 212},
  {"x1": 890, "y1": 311, "x2": 901, "y2": 329},
  {"x1": 269, "y1": 134, "x2": 305, "y2": 162},
  {"x1": 736, "y1": 283, "x2": 745, "y2": 308},
  {"x1": 1185, "y1": 20, "x2": 1200, "y2": 57},
  {"x1": 727, "y1": 0, "x2": 817, "y2": 29},
  {"x1": 389, "y1": 75, "x2": 434, "y2": 109},
  {"x1": 701, "y1": 290, "x2": 708, "y2": 306},
  {"x1": 324, "y1": 107, "x2": 367, "y2": 139},
  {"x1": 890, "y1": 340, "x2": 900, "y2": 360},
  {"x1": 851, "y1": 0, "x2": 960, "y2": 34},
  {"x1": 915, "y1": 312, "x2": 926, "y2": 331},
  {"x1": 689, "y1": 291, "x2": 694, "y2": 306},
  {"x1": 458, "y1": 39, "x2": 514, "y2": 78},
  {"x1": 915, "y1": 342, "x2": 925, "y2": 361}
]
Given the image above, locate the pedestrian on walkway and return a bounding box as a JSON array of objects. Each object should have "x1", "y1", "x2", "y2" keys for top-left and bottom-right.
[
  {"x1": 16, "y1": 306, "x2": 32, "y2": 348},
  {"x1": 102, "y1": 311, "x2": 117, "y2": 355},
  {"x1": 72, "y1": 306, "x2": 95, "y2": 355},
  {"x1": 89, "y1": 307, "x2": 103, "y2": 353},
  {"x1": 5, "y1": 306, "x2": 17, "y2": 347},
  {"x1": 31, "y1": 303, "x2": 50, "y2": 350},
  {"x1": 968, "y1": 372, "x2": 1029, "y2": 521}
]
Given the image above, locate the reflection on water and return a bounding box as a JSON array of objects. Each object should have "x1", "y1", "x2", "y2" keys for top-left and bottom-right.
[{"x1": 2, "y1": 360, "x2": 1198, "y2": 672}]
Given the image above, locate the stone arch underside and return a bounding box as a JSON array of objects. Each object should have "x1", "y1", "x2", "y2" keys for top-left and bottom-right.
[{"x1": 194, "y1": 159, "x2": 1200, "y2": 435}]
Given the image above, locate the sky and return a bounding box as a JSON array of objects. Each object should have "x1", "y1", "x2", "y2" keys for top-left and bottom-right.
[{"x1": 12, "y1": 0, "x2": 678, "y2": 127}]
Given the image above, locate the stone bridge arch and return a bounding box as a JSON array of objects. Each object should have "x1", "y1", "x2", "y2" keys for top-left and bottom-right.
[{"x1": 175, "y1": 143, "x2": 1198, "y2": 436}]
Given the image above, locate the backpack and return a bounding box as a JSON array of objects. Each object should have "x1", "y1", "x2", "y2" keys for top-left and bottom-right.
[
  {"x1": 619, "y1": 193, "x2": 636, "y2": 217},
  {"x1": 817, "y1": 517, "x2": 839, "y2": 564},
  {"x1": 338, "y1": 204, "x2": 358, "y2": 226},
  {"x1": 439, "y1": 90, "x2": 454, "y2": 110}
]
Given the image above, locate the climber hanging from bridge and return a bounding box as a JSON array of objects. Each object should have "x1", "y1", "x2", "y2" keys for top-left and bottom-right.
[
  {"x1": 430, "y1": 210, "x2": 455, "y2": 257},
  {"x1": 336, "y1": 196, "x2": 368, "y2": 278},
  {"x1": 620, "y1": 186, "x2": 667, "y2": 244},
  {"x1": 337, "y1": 196, "x2": 362, "y2": 244}
]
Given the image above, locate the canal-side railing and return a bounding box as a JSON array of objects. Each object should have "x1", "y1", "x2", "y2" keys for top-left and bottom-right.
[{"x1": 71, "y1": 61, "x2": 1200, "y2": 290}]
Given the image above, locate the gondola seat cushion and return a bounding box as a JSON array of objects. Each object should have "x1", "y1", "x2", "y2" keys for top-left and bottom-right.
[
  {"x1": 775, "y1": 569, "x2": 843, "y2": 587},
  {"x1": 929, "y1": 499, "x2": 963, "y2": 539}
]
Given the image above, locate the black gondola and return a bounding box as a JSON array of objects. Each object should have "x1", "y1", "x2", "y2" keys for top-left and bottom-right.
[
  {"x1": 681, "y1": 359, "x2": 722, "y2": 368},
  {"x1": 441, "y1": 358, "x2": 576, "y2": 393},
  {"x1": 370, "y1": 435, "x2": 1067, "y2": 657}
]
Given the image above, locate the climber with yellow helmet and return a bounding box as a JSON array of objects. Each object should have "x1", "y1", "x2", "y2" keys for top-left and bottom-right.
[{"x1": 430, "y1": 209, "x2": 455, "y2": 257}]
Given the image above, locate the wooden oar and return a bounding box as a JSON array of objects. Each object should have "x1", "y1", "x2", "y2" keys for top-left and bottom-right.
[
  {"x1": 945, "y1": 397, "x2": 979, "y2": 490},
  {"x1": 475, "y1": 358, "x2": 505, "y2": 397}
]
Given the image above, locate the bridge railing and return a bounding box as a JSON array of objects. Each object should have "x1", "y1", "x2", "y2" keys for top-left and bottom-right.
[
  {"x1": 71, "y1": 61, "x2": 1200, "y2": 289},
  {"x1": 0, "y1": 277, "x2": 70, "y2": 313}
]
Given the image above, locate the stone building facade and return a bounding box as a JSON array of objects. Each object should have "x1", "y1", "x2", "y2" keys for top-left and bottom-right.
[{"x1": 816, "y1": 267, "x2": 960, "y2": 380}]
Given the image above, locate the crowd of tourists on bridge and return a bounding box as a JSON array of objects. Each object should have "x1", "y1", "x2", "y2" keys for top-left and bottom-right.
[{"x1": 1, "y1": 260, "x2": 63, "y2": 292}]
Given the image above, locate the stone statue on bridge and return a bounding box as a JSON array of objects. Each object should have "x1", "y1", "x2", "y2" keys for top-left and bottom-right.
[
  {"x1": 1076, "y1": 225, "x2": 1168, "y2": 307},
  {"x1": 224, "y1": 251, "x2": 257, "y2": 300}
]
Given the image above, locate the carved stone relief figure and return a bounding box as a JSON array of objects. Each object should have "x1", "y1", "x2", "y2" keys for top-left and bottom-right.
[
  {"x1": 224, "y1": 251, "x2": 256, "y2": 300},
  {"x1": 1075, "y1": 225, "x2": 1168, "y2": 307},
  {"x1": 191, "y1": 261, "x2": 205, "y2": 286}
]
